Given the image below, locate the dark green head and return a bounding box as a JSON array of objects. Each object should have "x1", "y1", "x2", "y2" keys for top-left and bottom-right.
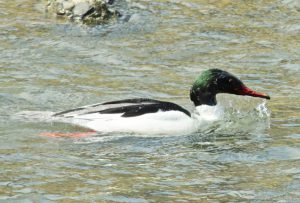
[{"x1": 190, "y1": 69, "x2": 270, "y2": 106}]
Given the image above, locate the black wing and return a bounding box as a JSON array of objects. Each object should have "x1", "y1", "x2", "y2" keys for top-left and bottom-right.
[{"x1": 53, "y1": 98, "x2": 191, "y2": 118}]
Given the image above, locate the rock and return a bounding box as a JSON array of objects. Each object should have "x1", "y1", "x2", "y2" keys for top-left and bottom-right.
[
  {"x1": 73, "y1": 2, "x2": 91, "y2": 18},
  {"x1": 47, "y1": 0, "x2": 120, "y2": 25},
  {"x1": 56, "y1": 3, "x2": 65, "y2": 15},
  {"x1": 62, "y1": 1, "x2": 74, "y2": 10}
]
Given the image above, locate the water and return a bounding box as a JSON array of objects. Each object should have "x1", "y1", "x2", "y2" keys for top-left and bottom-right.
[{"x1": 1, "y1": 0, "x2": 300, "y2": 202}]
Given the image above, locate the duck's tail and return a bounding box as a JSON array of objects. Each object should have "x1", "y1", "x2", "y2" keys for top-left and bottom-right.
[{"x1": 15, "y1": 110, "x2": 91, "y2": 127}]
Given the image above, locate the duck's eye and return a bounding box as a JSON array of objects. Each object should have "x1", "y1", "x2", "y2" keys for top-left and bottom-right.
[{"x1": 227, "y1": 78, "x2": 240, "y2": 90}]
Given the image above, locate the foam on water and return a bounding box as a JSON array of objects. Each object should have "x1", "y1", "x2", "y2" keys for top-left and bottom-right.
[
  {"x1": 192, "y1": 100, "x2": 271, "y2": 136},
  {"x1": 256, "y1": 100, "x2": 271, "y2": 118}
]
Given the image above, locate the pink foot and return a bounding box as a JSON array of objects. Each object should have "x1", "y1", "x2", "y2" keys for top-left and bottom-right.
[{"x1": 40, "y1": 131, "x2": 97, "y2": 138}]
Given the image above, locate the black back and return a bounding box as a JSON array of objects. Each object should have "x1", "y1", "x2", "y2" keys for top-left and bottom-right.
[
  {"x1": 54, "y1": 98, "x2": 191, "y2": 118},
  {"x1": 100, "y1": 99, "x2": 191, "y2": 117}
]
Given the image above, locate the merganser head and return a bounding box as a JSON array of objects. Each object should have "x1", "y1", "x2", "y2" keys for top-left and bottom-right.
[{"x1": 190, "y1": 69, "x2": 270, "y2": 106}]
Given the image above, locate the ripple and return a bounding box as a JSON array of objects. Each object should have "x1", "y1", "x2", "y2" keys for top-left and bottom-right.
[
  {"x1": 1, "y1": 0, "x2": 300, "y2": 202},
  {"x1": 265, "y1": 146, "x2": 300, "y2": 161}
]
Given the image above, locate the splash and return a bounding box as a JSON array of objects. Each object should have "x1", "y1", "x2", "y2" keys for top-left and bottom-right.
[
  {"x1": 193, "y1": 100, "x2": 271, "y2": 136},
  {"x1": 256, "y1": 100, "x2": 271, "y2": 118}
]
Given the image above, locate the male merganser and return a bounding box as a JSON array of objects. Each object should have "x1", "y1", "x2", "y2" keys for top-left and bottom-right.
[{"x1": 32, "y1": 69, "x2": 271, "y2": 136}]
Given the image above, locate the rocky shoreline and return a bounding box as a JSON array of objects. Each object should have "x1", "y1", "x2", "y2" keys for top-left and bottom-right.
[{"x1": 47, "y1": 0, "x2": 120, "y2": 25}]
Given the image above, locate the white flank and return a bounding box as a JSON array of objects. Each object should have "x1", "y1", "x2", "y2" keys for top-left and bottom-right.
[{"x1": 72, "y1": 110, "x2": 198, "y2": 135}]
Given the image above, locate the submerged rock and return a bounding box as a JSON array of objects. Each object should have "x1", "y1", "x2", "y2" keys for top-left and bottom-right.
[{"x1": 47, "y1": 0, "x2": 120, "y2": 25}]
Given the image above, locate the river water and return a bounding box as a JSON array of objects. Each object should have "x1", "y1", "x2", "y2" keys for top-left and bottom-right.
[{"x1": 1, "y1": 0, "x2": 300, "y2": 202}]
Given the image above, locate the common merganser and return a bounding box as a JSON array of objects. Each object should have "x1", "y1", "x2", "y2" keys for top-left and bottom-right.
[{"x1": 27, "y1": 69, "x2": 271, "y2": 136}]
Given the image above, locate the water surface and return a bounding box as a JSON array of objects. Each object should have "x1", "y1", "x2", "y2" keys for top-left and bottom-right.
[{"x1": 1, "y1": 0, "x2": 300, "y2": 202}]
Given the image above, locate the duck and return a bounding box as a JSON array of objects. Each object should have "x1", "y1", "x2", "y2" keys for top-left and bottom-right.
[{"x1": 38, "y1": 69, "x2": 270, "y2": 136}]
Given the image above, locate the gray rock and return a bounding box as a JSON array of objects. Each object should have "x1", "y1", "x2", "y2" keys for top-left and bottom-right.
[
  {"x1": 62, "y1": 1, "x2": 74, "y2": 10},
  {"x1": 73, "y1": 2, "x2": 91, "y2": 18},
  {"x1": 47, "y1": 0, "x2": 120, "y2": 25},
  {"x1": 55, "y1": 3, "x2": 64, "y2": 15}
]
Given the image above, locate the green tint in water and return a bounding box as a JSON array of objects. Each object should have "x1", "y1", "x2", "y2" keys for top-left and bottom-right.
[{"x1": 0, "y1": 0, "x2": 300, "y2": 202}]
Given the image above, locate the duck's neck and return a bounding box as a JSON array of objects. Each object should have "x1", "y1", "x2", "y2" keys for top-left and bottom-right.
[{"x1": 190, "y1": 87, "x2": 217, "y2": 106}]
